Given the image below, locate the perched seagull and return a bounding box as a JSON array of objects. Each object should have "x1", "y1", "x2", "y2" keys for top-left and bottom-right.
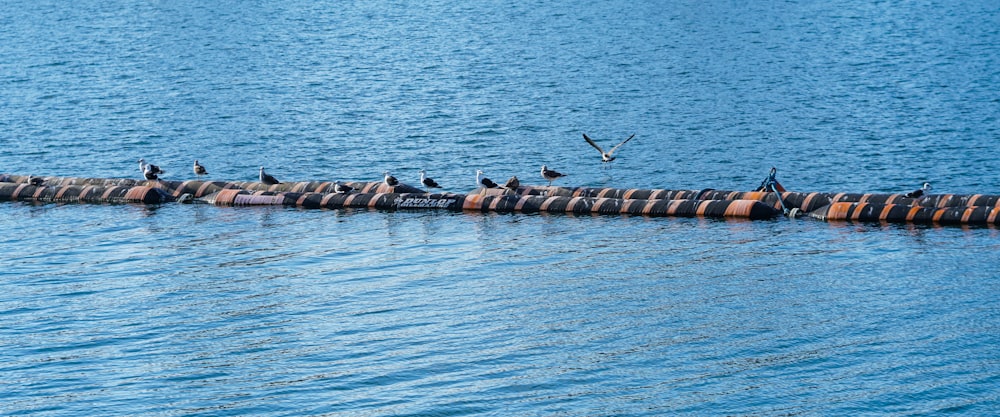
[
  {"x1": 193, "y1": 160, "x2": 208, "y2": 176},
  {"x1": 583, "y1": 133, "x2": 635, "y2": 163},
  {"x1": 419, "y1": 169, "x2": 441, "y2": 189},
  {"x1": 334, "y1": 181, "x2": 354, "y2": 194},
  {"x1": 904, "y1": 182, "x2": 932, "y2": 198},
  {"x1": 27, "y1": 175, "x2": 45, "y2": 186},
  {"x1": 259, "y1": 166, "x2": 280, "y2": 185},
  {"x1": 503, "y1": 175, "x2": 520, "y2": 190},
  {"x1": 383, "y1": 171, "x2": 399, "y2": 187},
  {"x1": 143, "y1": 164, "x2": 159, "y2": 181},
  {"x1": 476, "y1": 170, "x2": 499, "y2": 189},
  {"x1": 138, "y1": 158, "x2": 164, "y2": 178},
  {"x1": 540, "y1": 165, "x2": 567, "y2": 186}
]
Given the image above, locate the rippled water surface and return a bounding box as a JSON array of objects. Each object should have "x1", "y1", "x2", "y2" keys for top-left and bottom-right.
[{"x1": 2, "y1": 0, "x2": 999, "y2": 415}]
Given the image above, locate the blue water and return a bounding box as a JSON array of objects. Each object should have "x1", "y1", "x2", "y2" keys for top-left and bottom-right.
[{"x1": 2, "y1": 0, "x2": 999, "y2": 415}]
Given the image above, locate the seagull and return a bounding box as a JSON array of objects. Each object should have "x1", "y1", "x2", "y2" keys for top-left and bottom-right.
[
  {"x1": 503, "y1": 175, "x2": 520, "y2": 190},
  {"x1": 27, "y1": 175, "x2": 45, "y2": 186},
  {"x1": 334, "y1": 181, "x2": 354, "y2": 194},
  {"x1": 904, "y1": 182, "x2": 932, "y2": 198},
  {"x1": 193, "y1": 160, "x2": 208, "y2": 176},
  {"x1": 259, "y1": 166, "x2": 280, "y2": 185},
  {"x1": 383, "y1": 171, "x2": 399, "y2": 187},
  {"x1": 583, "y1": 133, "x2": 635, "y2": 163},
  {"x1": 419, "y1": 169, "x2": 440, "y2": 189},
  {"x1": 540, "y1": 165, "x2": 567, "y2": 186},
  {"x1": 138, "y1": 158, "x2": 164, "y2": 178},
  {"x1": 143, "y1": 164, "x2": 159, "y2": 181},
  {"x1": 476, "y1": 170, "x2": 499, "y2": 189}
]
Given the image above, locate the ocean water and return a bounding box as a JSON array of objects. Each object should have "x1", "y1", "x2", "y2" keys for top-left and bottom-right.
[{"x1": 2, "y1": 0, "x2": 999, "y2": 415}]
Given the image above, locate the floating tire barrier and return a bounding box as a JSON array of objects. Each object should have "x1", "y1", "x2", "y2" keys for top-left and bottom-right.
[
  {"x1": 163, "y1": 179, "x2": 423, "y2": 199},
  {"x1": 2, "y1": 174, "x2": 998, "y2": 225},
  {"x1": 204, "y1": 189, "x2": 458, "y2": 210},
  {"x1": 0, "y1": 182, "x2": 171, "y2": 204},
  {"x1": 0, "y1": 175, "x2": 424, "y2": 199},
  {"x1": 777, "y1": 191, "x2": 1000, "y2": 213},
  {"x1": 517, "y1": 185, "x2": 1000, "y2": 214},
  {"x1": 462, "y1": 194, "x2": 778, "y2": 219},
  {"x1": 809, "y1": 202, "x2": 1000, "y2": 225},
  {"x1": 202, "y1": 189, "x2": 780, "y2": 220}
]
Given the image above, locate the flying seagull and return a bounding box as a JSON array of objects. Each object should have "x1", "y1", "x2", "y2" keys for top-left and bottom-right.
[
  {"x1": 419, "y1": 170, "x2": 441, "y2": 189},
  {"x1": 476, "y1": 170, "x2": 499, "y2": 189},
  {"x1": 540, "y1": 165, "x2": 567, "y2": 186},
  {"x1": 138, "y1": 158, "x2": 164, "y2": 179},
  {"x1": 193, "y1": 160, "x2": 208, "y2": 176},
  {"x1": 334, "y1": 181, "x2": 354, "y2": 194},
  {"x1": 383, "y1": 171, "x2": 399, "y2": 187},
  {"x1": 904, "y1": 182, "x2": 932, "y2": 198},
  {"x1": 259, "y1": 166, "x2": 280, "y2": 185},
  {"x1": 583, "y1": 133, "x2": 635, "y2": 163}
]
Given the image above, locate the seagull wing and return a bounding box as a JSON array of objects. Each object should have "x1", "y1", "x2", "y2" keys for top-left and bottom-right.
[
  {"x1": 607, "y1": 134, "x2": 635, "y2": 156},
  {"x1": 582, "y1": 133, "x2": 606, "y2": 154}
]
